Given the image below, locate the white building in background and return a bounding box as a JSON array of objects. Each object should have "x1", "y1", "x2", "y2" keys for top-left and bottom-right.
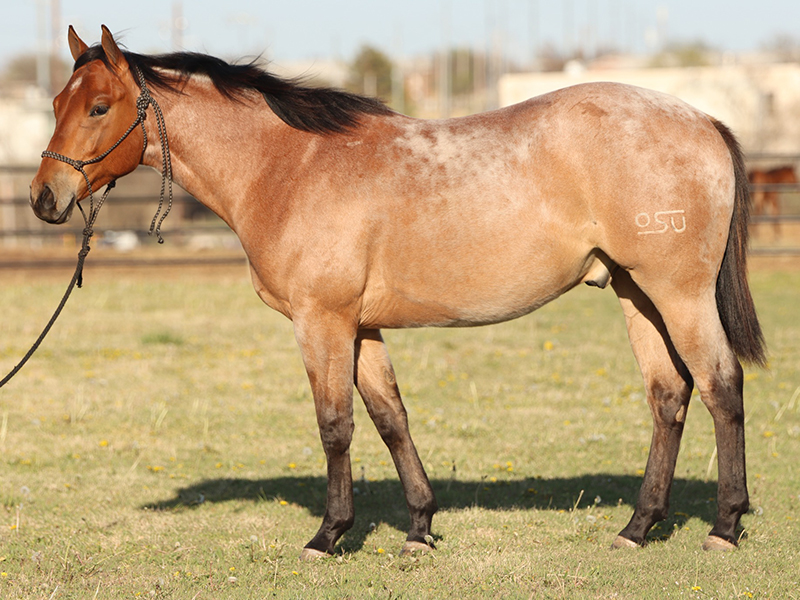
[
  {"x1": 499, "y1": 63, "x2": 800, "y2": 155},
  {"x1": 0, "y1": 89, "x2": 53, "y2": 166}
]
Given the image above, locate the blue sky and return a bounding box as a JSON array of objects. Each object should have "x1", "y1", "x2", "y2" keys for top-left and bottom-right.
[{"x1": 2, "y1": 0, "x2": 799, "y2": 70}]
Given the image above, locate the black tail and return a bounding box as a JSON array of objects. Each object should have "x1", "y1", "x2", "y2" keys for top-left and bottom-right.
[{"x1": 711, "y1": 118, "x2": 767, "y2": 367}]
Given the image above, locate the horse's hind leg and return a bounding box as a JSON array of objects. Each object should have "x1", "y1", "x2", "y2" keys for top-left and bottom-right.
[
  {"x1": 638, "y1": 278, "x2": 748, "y2": 550},
  {"x1": 611, "y1": 270, "x2": 694, "y2": 547},
  {"x1": 354, "y1": 329, "x2": 438, "y2": 554}
]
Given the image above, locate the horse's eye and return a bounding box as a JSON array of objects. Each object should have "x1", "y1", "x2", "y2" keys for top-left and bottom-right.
[{"x1": 90, "y1": 105, "x2": 109, "y2": 117}]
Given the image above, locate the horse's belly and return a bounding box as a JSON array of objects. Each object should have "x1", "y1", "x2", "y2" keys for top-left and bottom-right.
[
  {"x1": 359, "y1": 292, "x2": 556, "y2": 329},
  {"x1": 359, "y1": 258, "x2": 584, "y2": 329}
]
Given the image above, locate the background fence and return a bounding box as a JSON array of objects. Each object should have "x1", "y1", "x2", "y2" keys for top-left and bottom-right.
[
  {"x1": 0, "y1": 165, "x2": 245, "y2": 270},
  {"x1": 2, "y1": 155, "x2": 800, "y2": 270}
]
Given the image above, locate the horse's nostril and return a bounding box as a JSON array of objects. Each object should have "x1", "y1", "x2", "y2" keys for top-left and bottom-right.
[{"x1": 38, "y1": 185, "x2": 56, "y2": 211}]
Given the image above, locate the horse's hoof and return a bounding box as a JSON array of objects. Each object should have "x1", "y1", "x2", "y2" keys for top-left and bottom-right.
[
  {"x1": 299, "y1": 547, "x2": 330, "y2": 561},
  {"x1": 702, "y1": 535, "x2": 737, "y2": 551},
  {"x1": 399, "y1": 540, "x2": 433, "y2": 556},
  {"x1": 610, "y1": 535, "x2": 639, "y2": 550}
]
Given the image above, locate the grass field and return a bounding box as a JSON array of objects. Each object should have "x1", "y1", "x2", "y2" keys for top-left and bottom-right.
[{"x1": 0, "y1": 263, "x2": 798, "y2": 599}]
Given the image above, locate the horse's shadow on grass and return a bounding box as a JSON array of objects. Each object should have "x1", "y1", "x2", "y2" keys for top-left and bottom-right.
[{"x1": 143, "y1": 474, "x2": 719, "y2": 553}]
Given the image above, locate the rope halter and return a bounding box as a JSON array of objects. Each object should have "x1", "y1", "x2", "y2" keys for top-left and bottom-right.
[{"x1": 41, "y1": 65, "x2": 174, "y2": 248}]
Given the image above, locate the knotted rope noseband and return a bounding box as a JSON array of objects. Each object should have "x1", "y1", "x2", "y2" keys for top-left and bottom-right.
[{"x1": 0, "y1": 65, "x2": 173, "y2": 389}]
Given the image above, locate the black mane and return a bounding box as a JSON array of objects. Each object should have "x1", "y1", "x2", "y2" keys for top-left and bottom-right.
[{"x1": 74, "y1": 45, "x2": 393, "y2": 134}]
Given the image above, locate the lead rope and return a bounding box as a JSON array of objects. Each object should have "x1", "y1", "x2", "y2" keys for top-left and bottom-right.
[
  {"x1": 0, "y1": 182, "x2": 114, "y2": 389},
  {"x1": 145, "y1": 77, "x2": 174, "y2": 243},
  {"x1": 0, "y1": 66, "x2": 173, "y2": 390}
]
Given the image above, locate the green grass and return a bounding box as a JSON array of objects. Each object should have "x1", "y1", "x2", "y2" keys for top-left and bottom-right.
[{"x1": 0, "y1": 269, "x2": 798, "y2": 598}]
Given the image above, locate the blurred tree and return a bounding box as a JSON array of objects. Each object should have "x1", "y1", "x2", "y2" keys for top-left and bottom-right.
[
  {"x1": 762, "y1": 34, "x2": 800, "y2": 62},
  {"x1": 1, "y1": 53, "x2": 71, "y2": 92},
  {"x1": 449, "y1": 48, "x2": 475, "y2": 96},
  {"x1": 347, "y1": 45, "x2": 393, "y2": 101},
  {"x1": 2, "y1": 54, "x2": 39, "y2": 83},
  {"x1": 650, "y1": 41, "x2": 713, "y2": 68},
  {"x1": 537, "y1": 43, "x2": 567, "y2": 72}
]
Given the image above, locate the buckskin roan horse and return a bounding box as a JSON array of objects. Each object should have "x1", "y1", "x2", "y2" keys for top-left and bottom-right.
[{"x1": 30, "y1": 26, "x2": 765, "y2": 559}]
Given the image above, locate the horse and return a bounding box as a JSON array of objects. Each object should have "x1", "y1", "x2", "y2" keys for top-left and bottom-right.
[
  {"x1": 30, "y1": 26, "x2": 765, "y2": 559},
  {"x1": 748, "y1": 165, "x2": 797, "y2": 238}
]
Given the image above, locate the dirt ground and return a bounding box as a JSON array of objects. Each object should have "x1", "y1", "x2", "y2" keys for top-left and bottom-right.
[{"x1": 0, "y1": 246, "x2": 250, "y2": 283}]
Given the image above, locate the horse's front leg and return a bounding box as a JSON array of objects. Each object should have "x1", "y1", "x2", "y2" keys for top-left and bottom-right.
[
  {"x1": 293, "y1": 312, "x2": 358, "y2": 560},
  {"x1": 354, "y1": 329, "x2": 438, "y2": 555}
]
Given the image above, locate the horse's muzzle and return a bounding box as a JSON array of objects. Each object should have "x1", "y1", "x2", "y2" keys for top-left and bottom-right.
[{"x1": 30, "y1": 183, "x2": 76, "y2": 224}]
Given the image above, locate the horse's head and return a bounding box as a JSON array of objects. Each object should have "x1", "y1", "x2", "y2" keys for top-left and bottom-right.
[{"x1": 31, "y1": 25, "x2": 145, "y2": 224}]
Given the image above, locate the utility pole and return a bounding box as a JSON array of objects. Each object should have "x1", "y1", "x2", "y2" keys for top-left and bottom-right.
[
  {"x1": 439, "y1": 0, "x2": 451, "y2": 118},
  {"x1": 529, "y1": 0, "x2": 539, "y2": 70},
  {"x1": 563, "y1": 0, "x2": 574, "y2": 60},
  {"x1": 172, "y1": 1, "x2": 186, "y2": 51},
  {"x1": 36, "y1": 0, "x2": 51, "y2": 94},
  {"x1": 484, "y1": 0, "x2": 498, "y2": 110},
  {"x1": 50, "y1": 0, "x2": 64, "y2": 92},
  {"x1": 392, "y1": 23, "x2": 405, "y2": 115}
]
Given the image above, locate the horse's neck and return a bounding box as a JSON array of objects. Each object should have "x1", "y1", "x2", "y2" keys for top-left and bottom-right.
[{"x1": 140, "y1": 78, "x2": 294, "y2": 229}]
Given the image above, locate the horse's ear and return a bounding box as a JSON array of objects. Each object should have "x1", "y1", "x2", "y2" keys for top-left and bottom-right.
[
  {"x1": 100, "y1": 25, "x2": 128, "y2": 74},
  {"x1": 68, "y1": 25, "x2": 89, "y2": 61}
]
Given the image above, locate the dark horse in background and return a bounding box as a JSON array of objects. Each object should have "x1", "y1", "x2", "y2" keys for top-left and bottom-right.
[
  {"x1": 29, "y1": 26, "x2": 765, "y2": 559},
  {"x1": 748, "y1": 165, "x2": 798, "y2": 238}
]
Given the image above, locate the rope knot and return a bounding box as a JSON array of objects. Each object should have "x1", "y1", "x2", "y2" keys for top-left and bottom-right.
[{"x1": 136, "y1": 94, "x2": 150, "y2": 118}]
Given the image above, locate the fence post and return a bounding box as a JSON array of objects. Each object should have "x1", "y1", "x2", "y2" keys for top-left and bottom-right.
[{"x1": 1, "y1": 174, "x2": 16, "y2": 248}]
